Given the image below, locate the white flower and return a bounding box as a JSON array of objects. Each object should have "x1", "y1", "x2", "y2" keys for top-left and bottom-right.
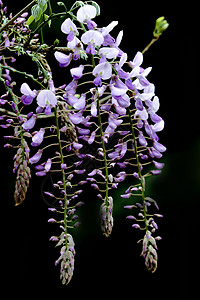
[
  {"x1": 77, "y1": 5, "x2": 97, "y2": 23},
  {"x1": 37, "y1": 90, "x2": 57, "y2": 108},
  {"x1": 81, "y1": 30, "x2": 104, "y2": 46},
  {"x1": 93, "y1": 62, "x2": 112, "y2": 80}
]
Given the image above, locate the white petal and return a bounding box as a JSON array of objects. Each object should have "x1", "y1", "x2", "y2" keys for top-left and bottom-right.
[
  {"x1": 115, "y1": 30, "x2": 123, "y2": 47},
  {"x1": 152, "y1": 120, "x2": 164, "y2": 132},
  {"x1": 81, "y1": 30, "x2": 104, "y2": 46},
  {"x1": 99, "y1": 47, "x2": 119, "y2": 59},
  {"x1": 20, "y1": 83, "x2": 33, "y2": 96},
  {"x1": 102, "y1": 21, "x2": 118, "y2": 36},
  {"x1": 77, "y1": 5, "x2": 97, "y2": 23},
  {"x1": 93, "y1": 62, "x2": 112, "y2": 80},
  {"x1": 152, "y1": 96, "x2": 160, "y2": 112},
  {"x1": 61, "y1": 18, "x2": 77, "y2": 34}
]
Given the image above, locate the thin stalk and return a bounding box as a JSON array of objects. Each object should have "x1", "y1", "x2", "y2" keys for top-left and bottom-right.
[
  {"x1": 97, "y1": 96, "x2": 109, "y2": 205},
  {"x1": 91, "y1": 54, "x2": 109, "y2": 206},
  {"x1": 54, "y1": 107, "x2": 68, "y2": 247},
  {"x1": 142, "y1": 37, "x2": 159, "y2": 55},
  {"x1": 128, "y1": 108, "x2": 148, "y2": 231}
]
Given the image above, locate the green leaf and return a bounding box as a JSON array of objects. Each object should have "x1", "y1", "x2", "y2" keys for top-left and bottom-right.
[
  {"x1": 26, "y1": 15, "x2": 35, "y2": 26},
  {"x1": 32, "y1": 4, "x2": 42, "y2": 22}
]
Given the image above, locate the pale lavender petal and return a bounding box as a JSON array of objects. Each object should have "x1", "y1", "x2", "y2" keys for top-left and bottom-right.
[
  {"x1": 69, "y1": 112, "x2": 84, "y2": 124},
  {"x1": 54, "y1": 51, "x2": 72, "y2": 67},
  {"x1": 91, "y1": 102, "x2": 97, "y2": 116},
  {"x1": 45, "y1": 158, "x2": 51, "y2": 172},
  {"x1": 70, "y1": 65, "x2": 84, "y2": 80},
  {"x1": 73, "y1": 142, "x2": 83, "y2": 150},
  {"x1": 61, "y1": 18, "x2": 77, "y2": 35},
  {"x1": 153, "y1": 141, "x2": 166, "y2": 153},
  {"x1": 29, "y1": 149, "x2": 43, "y2": 164},
  {"x1": 73, "y1": 94, "x2": 86, "y2": 110},
  {"x1": 22, "y1": 115, "x2": 36, "y2": 130},
  {"x1": 88, "y1": 131, "x2": 96, "y2": 144},
  {"x1": 32, "y1": 128, "x2": 45, "y2": 146}
]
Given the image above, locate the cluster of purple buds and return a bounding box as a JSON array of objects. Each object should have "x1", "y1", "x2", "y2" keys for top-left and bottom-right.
[
  {"x1": 100, "y1": 196, "x2": 114, "y2": 237},
  {"x1": 54, "y1": 233, "x2": 75, "y2": 285},
  {"x1": 140, "y1": 230, "x2": 161, "y2": 273}
]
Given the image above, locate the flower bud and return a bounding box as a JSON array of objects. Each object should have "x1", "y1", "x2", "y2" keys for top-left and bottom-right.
[{"x1": 153, "y1": 16, "x2": 169, "y2": 38}]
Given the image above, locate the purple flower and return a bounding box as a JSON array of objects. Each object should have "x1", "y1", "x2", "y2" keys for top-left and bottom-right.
[
  {"x1": 31, "y1": 128, "x2": 45, "y2": 146},
  {"x1": 61, "y1": 18, "x2": 78, "y2": 42},
  {"x1": 153, "y1": 141, "x2": 166, "y2": 153},
  {"x1": 54, "y1": 51, "x2": 73, "y2": 67},
  {"x1": 111, "y1": 78, "x2": 128, "y2": 97},
  {"x1": 29, "y1": 149, "x2": 43, "y2": 164},
  {"x1": 3, "y1": 32, "x2": 10, "y2": 47},
  {"x1": 20, "y1": 83, "x2": 37, "y2": 105},
  {"x1": 45, "y1": 158, "x2": 52, "y2": 172},
  {"x1": 77, "y1": 5, "x2": 97, "y2": 23},
  {"x1": 69, "y1": 112, "x2": 84, "y2": 124},
  {"x1": 22, "y1": 114, "x2": 36, "y2": 130},
  {"x1": 73, "y1": 94, "x2": 86, "y2": 110},
  {"x1": 37, "y1": 90, "x2": 57, "y2": 115}
]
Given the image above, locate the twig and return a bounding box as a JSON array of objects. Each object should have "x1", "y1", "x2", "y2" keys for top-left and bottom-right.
[{"x1": 142, "y1": 37, "x2": 159, "y2": 55}]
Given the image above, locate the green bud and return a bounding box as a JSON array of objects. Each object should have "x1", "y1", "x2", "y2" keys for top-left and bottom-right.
[
  {"x1": 54, "y1": 39, "x2": 60, "y2": 46},
  {"x1": 153, "y1": 16, "x2": 169, "y2": 38}
]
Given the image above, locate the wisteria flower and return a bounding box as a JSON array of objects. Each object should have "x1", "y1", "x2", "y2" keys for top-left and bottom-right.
[
  {"x1": 54, "y1": 51, "x2": 73, "y2": 67},
  {"x1": 99, "y1": 47, "x2": 119, "y2": 59},
  {"x1": 92, "y1": 62, "x2": 112, "y2": 86},
  {"x1": 81, "y1": 30, "x2": 104, "y2": 54},
  {"x1": 129, "y1": 51, "x2": 143, "y2": 69},
  {"x1": 77, "y1": 5, "x2": 97, "y2": 23},
  {"x1": 31, "y1": 128, "x2": 45, "y2": 146},
  {"x1": 70, "y1": 65, "x2": 84, "y2": 80},
  {"x1": 61, "y1": 18, "x2": 78, "y2": 42},
  {"x1": 67, "y1": 37, "x2": 83, "y2": 60},
  {"x1": 20, "y1": 83, "x2": 37, "y2": 105},
  {"x1": 101, "y1": 21, "x2": 118, "y2": 37},
  {"x1": 29, "y1": 149, "x2": 43, "y2": 164},
  {"x1": 37, "y1": 90, "x2": 57, "y2": 115},
  {"x1": 22, "y1": 114, "x2": 36, "y2": 130}
]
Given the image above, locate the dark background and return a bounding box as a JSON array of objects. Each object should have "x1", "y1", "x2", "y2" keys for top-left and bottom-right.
[{"x1": 1, "y1": 0, "x2": 198, "y2": 297}]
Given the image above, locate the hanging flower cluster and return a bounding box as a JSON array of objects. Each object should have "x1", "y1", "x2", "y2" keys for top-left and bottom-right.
[{"x1": 0, "y1": 0, "x2": 168, "y2": 285}]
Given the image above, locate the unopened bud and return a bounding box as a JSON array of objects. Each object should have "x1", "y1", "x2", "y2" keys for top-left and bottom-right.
[{"x1": 153, "y1": 16, "x2": 169, "y2": 38}]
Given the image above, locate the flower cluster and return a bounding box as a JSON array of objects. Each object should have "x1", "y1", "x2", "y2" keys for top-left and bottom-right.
[{"x1": 0, "y1": 1, "x2": 168, "y2": 284}]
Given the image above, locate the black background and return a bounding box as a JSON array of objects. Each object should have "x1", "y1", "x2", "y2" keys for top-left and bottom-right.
[{"x1": 1, "y1": 0, "x2": 198, "y2": 297}]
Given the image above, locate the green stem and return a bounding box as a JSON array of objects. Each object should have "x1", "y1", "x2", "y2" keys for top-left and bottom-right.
[
  {"x1": 0, "y1": 75, "x2": 25, "y2": 154},
  {"x1": 54, "y1": 107, "x2": 68, "y2": 246},
  {"x1": 0, "y1": 64, "x2": 45, "y2": 88},
  {"x1": 97, "y1": 95, "x2": 109, "y2": 205},
  {"x1": 128, "y1": 108, "x2": 148, "y2": 231},
  {"x1": 142, "y1": 37, "x2": 159, "y2": 55},
  {"x1": 90, "y1": 54, "x2": 109, "y2": 206}
]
